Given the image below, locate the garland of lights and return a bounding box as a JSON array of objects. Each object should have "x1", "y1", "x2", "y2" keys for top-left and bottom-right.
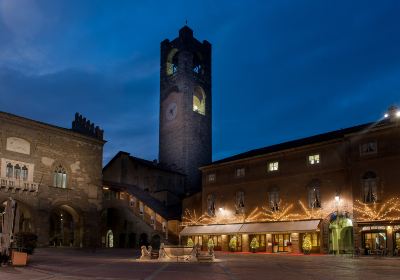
[
  {"x1": 353, "y1": 198, "x2": 400, "y2": 222},
  {"x1": 182, "y1": 200, "x2": 331, "y2": 225}
]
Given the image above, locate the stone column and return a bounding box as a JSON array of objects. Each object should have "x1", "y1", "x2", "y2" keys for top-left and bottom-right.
[
  {"x1": 387, "y1": 225, "x2": 394, "y2": 255},
  {"x1": 242, "y1": 234, "x2": 249, "y2": 252},
  {"x1": 291, "y1": 232, "x2": 300, "y2": 254},
  {"x1": 221, "y1": 234, "x2": 228, "y2": 251},
  {"x1": 266, "y1": 234, "x2": 272, "y2": 253},
  {"x1": 35, "y1": 209, "x2": 50, "y2": 247}
]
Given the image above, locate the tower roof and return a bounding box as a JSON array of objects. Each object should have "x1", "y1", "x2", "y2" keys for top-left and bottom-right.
[{"x1": 179, "y1": 25, "x2": 193, "y2": 40}]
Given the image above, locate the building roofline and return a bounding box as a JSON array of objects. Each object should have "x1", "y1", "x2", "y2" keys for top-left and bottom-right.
[
  {"x1": 103, "y1": 151, "x2": 186, "y2": 176},
  {"x1": 0, "y1": 111, "x2": 106, "y2": 145},
  {"x1": 201, "y1": 119, "x2": 393, "y2": 169}
]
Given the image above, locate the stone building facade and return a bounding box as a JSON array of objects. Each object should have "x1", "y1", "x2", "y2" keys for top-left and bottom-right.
[
  {"x1": 0, "y1": 111, "x2": 104, "y2": 247},
  {"x1": 101, "y1": 151, "x2": 184, "y2": 248},
  {"x1": 181, "y1": 107, "x2": 400, "y2": 255}
]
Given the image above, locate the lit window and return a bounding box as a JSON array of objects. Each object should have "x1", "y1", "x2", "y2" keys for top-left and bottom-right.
[
  {"x1": 308, "y1": 154, "x2": 320, "y2": 165},
  {"x1": 268, "y1": 190, "x2": 280, "y2": 212},
  {"x1": 268, "y1": 161, "x2": 279, "y2": 172},
  {"x1": 53, "y1": 165, "x2": 67, "y2": 188},
  {"x1": 208, "y1": 173, "x2": 216, "y2": 183},
  {"x1": 139, "y1": 201, "x2": 144, "y2": 215},
  {"x1": 362, "y1": 172, "x2": 378, "y2": 203},
  {"x1": 235, "y1": 167, "x2": 245, "y2": 178},
  {"x1": 360, "y1": 141, "x2": 377, "y2": 156},
  {"x1": 193, "y1": 86, "x2": 206, "y2": 115}
]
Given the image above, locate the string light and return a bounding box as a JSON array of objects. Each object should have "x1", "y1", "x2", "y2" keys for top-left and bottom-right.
[
  {"x1": 182, "y1": 198, "x2": 400, "y2": 226},
  {"x1": 353, "y1": 197, "x2": 400, "y2": 222}
]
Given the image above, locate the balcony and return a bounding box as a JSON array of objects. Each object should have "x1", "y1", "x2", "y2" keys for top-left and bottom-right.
[{"x1": 0, "y1": 177, "x2": 39, "y2": 192}]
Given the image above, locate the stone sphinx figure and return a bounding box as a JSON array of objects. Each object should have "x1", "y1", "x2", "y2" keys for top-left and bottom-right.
[
  {"x1": 139, "y1": 245, "x2": 151, "y2": 260},
  {"x1": 158, "y1": 243, "x2": 169, "y2": 261}
]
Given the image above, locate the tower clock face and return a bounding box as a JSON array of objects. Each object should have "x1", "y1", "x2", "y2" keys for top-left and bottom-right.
[{"x1": 166, "y1": 102, "x2": 178, "y2": 121}]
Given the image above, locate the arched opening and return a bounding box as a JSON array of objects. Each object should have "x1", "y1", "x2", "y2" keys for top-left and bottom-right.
[
  {"x1": 329, "y1": 215, "x2": 354, "y2": 254},
  {"x1": 106, "y1": 229, "x2": 114, "y2": 248},
  {"x1": 193, "y1": 86, "x2": 206, "y2": 115},
  {"x1": 166, "y1": 48, "x2": 179, "y2": 76},
  {"x1": 139, "y1": 233, "x2": 149, "y2": 247},
  {"x1": 49, "y1": 205, "x2": 81, "y2": 247},
  {"x1": 0, "y1": 199, "x2": 34, "y2": 234},
  {"x1": 150, "y1": 234, "x2": 161, "y2": 250}
]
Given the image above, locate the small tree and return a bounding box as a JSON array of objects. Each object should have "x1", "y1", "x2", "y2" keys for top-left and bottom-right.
[
  {"x1": 229, "y1": 236, "x2": 237, "y2": 251},
  {"x1": 208, "y1": 238, "x2": 214, "y2": 249},
  {"x1": 302, "y1": 234, "x2": 312, "y2": 254},
  {"x1": 187, "y1": 238, "x2": 194, "y2": 247},
  {"x1": 250, "y1": 237, "x2": 259, "y2": 252},
  {"x1": 14, "y1": 232, "x2": 38, "y2": 255}
]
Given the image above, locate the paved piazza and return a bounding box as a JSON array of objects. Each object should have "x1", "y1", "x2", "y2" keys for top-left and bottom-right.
[{"x1": 1, "y1": 249, "x2": 400, "y2": 280}]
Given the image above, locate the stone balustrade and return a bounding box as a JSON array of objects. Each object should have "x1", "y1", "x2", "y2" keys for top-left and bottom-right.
[{"x1": 0, "y1": 177, "x2": 39, "y2": 192}]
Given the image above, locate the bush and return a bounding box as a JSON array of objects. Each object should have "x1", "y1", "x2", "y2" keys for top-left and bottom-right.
[{"x1": 14, "y1": 232, "x2": 38, "y2": 255}]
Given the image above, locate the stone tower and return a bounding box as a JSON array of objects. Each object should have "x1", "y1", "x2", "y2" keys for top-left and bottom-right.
[{"x1": 159, "y1": 26, "x2": 212, "y2": 195}]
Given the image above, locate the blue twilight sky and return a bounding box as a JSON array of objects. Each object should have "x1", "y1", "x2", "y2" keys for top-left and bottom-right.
[{"x1": 0, "y1": 0, "x2": 399, "y2": 164}]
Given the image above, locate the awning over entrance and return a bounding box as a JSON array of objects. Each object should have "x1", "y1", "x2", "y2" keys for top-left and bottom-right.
[
  {"x1": 238, "y1": 220, "x2": 321, "y2": 234},
  {"x1": 180, "y1": 220, "x2": 321, "y2": 236},
  {"x1": 180, "y1": 224, "x2": 243, "y2": 236}
]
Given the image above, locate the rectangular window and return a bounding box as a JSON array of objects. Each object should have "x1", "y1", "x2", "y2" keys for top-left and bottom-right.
[
  {"x1": 360, "y1": 141, "x2": 377, "y2": 156},
  {"x1": 268, "y1": 161, "x2": 279, "y2": 172},
  {"x1": 308, "y1": 154, "x2": 320, "y2": 165},
  {"x1": 235, "y1": 168, "x2": 245, "y2": 178},
  {"x1": 208, "y1": 173, "x2": 216, "y2": 183}
]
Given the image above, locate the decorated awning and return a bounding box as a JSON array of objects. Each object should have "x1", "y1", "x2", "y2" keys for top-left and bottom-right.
[
  {"x1": 180, "y1": 220, "x2": 321, "y2": 236},
  {"x1": 180, "y1": 223, "x2": 243, "y2": 236},
  {"x1": 238, "y1": 220, "x2": 321, "y2": 234}
]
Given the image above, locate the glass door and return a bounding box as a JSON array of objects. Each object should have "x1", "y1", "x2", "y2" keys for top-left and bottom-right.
[{"x1": 273, "y1": 234, "x2": 291, "y2": 252}]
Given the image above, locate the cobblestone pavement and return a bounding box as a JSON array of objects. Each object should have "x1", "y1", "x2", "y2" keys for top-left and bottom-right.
[{"x1": 0, "y1": 249, "x2": 400, "y2": 280}]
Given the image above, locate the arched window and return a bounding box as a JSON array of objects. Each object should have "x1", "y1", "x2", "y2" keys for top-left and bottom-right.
[
  {"x1": 308, "y1": 180, "x2": 321, "y2": 208},
  {"x1": 21, "y1": 166, "x2": 28, "y2": 181},
  {"x1": 207, "y1": 194, "x2": 216, "y2": 216},
  {"x1": 235, "y1": 191, "x2": 245, "y2": 214},
  {"x1": 362, "y1": 172, "x2": 378, "y2": 203},
  {"x1": 166, "y1": 48, "x2": 179, "y2": 76},
  {"x1": 6, "y1": 163, "x2": 13, "y2": 178},
  {"x1": 193, "y1": 86, "x2": 206, "y2": 115},
  {"x1": 14, "y1": 164, "x2": 21, "y2": 179},
  {"x1": 54, "y1": 165, "x2": 67, "y2": 188}
]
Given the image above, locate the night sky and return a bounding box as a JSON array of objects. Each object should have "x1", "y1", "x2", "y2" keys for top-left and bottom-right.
[{"x1": 1, "y1": 0, "x2": 399, "y2": 165}]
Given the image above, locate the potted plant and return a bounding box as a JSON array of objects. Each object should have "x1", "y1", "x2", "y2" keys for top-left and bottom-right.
[
  {"x1": 302, "y1": 234, "x2": 312, "y2": 255},
  {"x1": 287, "y1": 241, "x2": 293, "y2": 253},
  {"x1": 273, "y1": 241, "x2": 279, "y2": 253},
  {"x1": 187, "y1": 238, "x2": 194, "y2": 247},
  {"x1": 229, "y1": 236, "x2": 237, "y2": 252},
  {"x1": 12, "y1": 232, "x2": 38, "y2": 266},
  {"x1": 250, "y1": 237, "x2": 259, "y2": 253},
  {"x1": 208, "y1": 239, "x2": 215, "y2": 255}
]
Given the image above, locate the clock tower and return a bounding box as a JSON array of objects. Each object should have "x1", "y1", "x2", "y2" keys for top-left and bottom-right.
[{"x1": 159, "y1": 26, "x2": 212, "y2": 195}]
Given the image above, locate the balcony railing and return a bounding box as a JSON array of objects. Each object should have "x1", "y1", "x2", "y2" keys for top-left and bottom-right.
[{"x1": 0, "y1": 177, "x2": 39, "y2": 192}]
